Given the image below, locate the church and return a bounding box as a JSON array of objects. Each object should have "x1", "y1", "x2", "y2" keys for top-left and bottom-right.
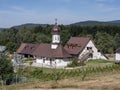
[
  {"x1": 17, "y1": 21, "x2": 72, "y2": 68},
  {"x1": 16, "y1": 21, "x2": 108, "y2": 68}
]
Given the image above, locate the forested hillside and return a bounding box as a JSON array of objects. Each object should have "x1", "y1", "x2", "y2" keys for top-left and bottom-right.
[{"x1": 0, "y1": 25, "x2": 120, "y2": 54}]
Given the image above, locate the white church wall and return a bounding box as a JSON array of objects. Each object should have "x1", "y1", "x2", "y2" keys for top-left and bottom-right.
[
  {"x1": 36, "y1": 57, "x2": 43, "y2": 63},
  {"x1": 35, "y1": 57, "x2": 70, "y2": 68},
  {"x1": 55, "y1": 58, "x2": 70, "y2": 67}
]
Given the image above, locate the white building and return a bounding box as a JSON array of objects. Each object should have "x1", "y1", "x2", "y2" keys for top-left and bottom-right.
[
  {"x1": 64, "y1": 37, "x2": 108, "y2": 61},
  {"x1": 16, "y1": 21, "x2": 108, "y2": 68},
  {"x1": 17, "y1": 21, "x2": 71, "y2": 68},
  {"x1": 115, "y1": 48, "x2": 120, "y2": 61}
]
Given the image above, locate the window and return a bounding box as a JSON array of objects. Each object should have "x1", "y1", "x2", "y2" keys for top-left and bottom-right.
[
  {"x1": 98, "y1": 50, "x2": 100, "y2": 52},
  {"x1": 87, "y1": 47, "x2": 92, "y2": 50}
]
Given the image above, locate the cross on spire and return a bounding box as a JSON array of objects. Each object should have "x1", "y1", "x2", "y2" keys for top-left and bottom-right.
[{"x1": 55, "y1": 18, "x2": 57, "y2": 25}]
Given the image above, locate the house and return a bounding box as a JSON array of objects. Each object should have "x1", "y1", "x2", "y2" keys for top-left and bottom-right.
[
  {"x1": 64, "y1": 37, "x2": 108, "y2": 61},
  {"x1": 16, "y1": 21, "x2": 107, "y2": 68},
  {"x1": 115, "y1": 48, "x2": 120, "y2": 61}
]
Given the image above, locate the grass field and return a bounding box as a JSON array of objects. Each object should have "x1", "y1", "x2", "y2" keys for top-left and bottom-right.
[
  {"x1": 1, "y1": 59, "x2": 120, "y2": 90},
  {"x1": 4, "y1": 72, "x2": 120, "y2": 90}
]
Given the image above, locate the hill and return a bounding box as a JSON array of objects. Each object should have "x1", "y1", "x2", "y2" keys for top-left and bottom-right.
[
  {"x1": 71, "y1": 20, "x2": 120, "y2": 26},
  {"x1": 1, "y1": 20, "x2": 120, "y2": 29},
  {"x1": 0, "y1": 28, "x2": 6, "y2": 31},
  {"x1": 11, "y1": 23, "x2": 48, "y2": 30}
]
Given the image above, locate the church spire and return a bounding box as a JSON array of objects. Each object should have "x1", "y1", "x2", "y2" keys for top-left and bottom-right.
[
  {"x1": 52, "y1": 19, "x2": 60, "y2": 34},
  {"x1": 55, "y1": 18, "x2": 57, "y2": 25},
  {"x1": 51, "y1": 19, "x2": 61, "y2": 49}
]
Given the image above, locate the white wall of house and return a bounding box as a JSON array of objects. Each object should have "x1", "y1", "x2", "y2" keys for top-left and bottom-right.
[
  {"x1": 78, "y1": 40, "x2": 107, "y2": 60},
  {"x1": 115, "y1": 53, "x2": 120, "y2": 61},
  {"x1": 36, "y1": 57, "x2": 70, "y2": 68}
]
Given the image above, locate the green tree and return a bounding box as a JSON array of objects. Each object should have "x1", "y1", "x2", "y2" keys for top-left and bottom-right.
[
  {"x1": 95, "y1": 31, "x2": 114, "y2": 53},
  {"x1": 6, "y1": 42, "x2": 17, "y2": 53},
  {"x1": 61, "y1": 29, "x2": 70, "y2": 45},
  {"x1": 114, "y1": 33, "x2": 120, "y2": 50},
  {"x1": 35, "y1": 33, "x2": 51, "y2": 43},
  {"x1": 0, "y1": 55, "x2": 14, "y2": 80}
]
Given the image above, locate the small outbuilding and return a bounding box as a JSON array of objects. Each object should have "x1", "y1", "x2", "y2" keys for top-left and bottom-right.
[{"x1": 115, "y1": 48, "x2": 120, "y2": 61}]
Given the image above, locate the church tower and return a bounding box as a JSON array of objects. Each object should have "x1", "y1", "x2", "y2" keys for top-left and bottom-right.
[{"x1": 51, "y1": 19, "x2": 60, "y2": 49}]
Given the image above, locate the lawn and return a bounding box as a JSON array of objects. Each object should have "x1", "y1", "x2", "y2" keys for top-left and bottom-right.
[{"x1": 85, "y1": 59, "x2": 114, "y2": 67}]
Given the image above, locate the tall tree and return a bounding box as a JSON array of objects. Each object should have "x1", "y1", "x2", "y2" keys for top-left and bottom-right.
[
  {"x1": 95, "y1": 31, "x2": 114, "y2": 53},
  {"x1": 114, "y1": 33, "x2": 120, "y2": 50}
]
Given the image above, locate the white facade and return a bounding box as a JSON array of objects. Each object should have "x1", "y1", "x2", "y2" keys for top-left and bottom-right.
[
  {"x1": 51, "y1": 44, "x2": 58, "y2": 49},
  {"x1": 115, "y1": 52, "x2": 120, "y2": 61},
  {"x1": 51, "y1": 34, "x2": 60, "y2": 49},
  {"x1": 78, "y1": 40, "x2": 107, "y2": 60},
  {"x1": 36, "y1": 56, "x2": 70, "y2": 68}
]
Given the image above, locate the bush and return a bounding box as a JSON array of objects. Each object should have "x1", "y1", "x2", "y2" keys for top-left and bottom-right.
[
  {"x1": 67, "y1": 59, "x2": 85, "y2": 67},
  {"x1": 87, "y1": 59, "x2": 113, "y2": 63}
]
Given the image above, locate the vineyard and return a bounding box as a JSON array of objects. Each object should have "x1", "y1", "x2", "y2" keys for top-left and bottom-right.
[
  {"x1": 28, "y1": 64, "x2": 120, "y2": 81},
  {"x1": 17, "y1": 59, "x2": 120, "y2": 82},
  {"x1": 2, "y1": 59, "x2": 120, "y2": 90}
]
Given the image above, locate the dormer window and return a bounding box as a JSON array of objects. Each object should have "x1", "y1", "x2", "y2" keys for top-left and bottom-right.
[{"x1": 25, "y1": 46, "x2": 28, "y2": 50}]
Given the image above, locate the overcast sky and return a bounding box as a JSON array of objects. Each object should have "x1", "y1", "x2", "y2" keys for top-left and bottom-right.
[{"x1": 0, "y1": 0, "x2": 120, "y2": 28}]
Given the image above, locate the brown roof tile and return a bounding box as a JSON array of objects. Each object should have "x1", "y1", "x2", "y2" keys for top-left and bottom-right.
[
  {"x1": 52, "y1": 44, "x2": 72, "y2": 58},
  {"x1": 17, "y1": 43, "x2": 27, "y2": 53},
  {"x1": 32, "y1": 43, "x2": 52, "y2": 57},
  {"x1": 17, "y1": 43, "x2": 39, "y2": 55},
  {"x1": 116, "y1": 48, "x2": 120, "y2": 53},
  {"x1": 64, "y1": 37, "x2": 90, "y2": 55},
  {"x1": 32, "y1": 43, "x2": 71, "y2": 58}
]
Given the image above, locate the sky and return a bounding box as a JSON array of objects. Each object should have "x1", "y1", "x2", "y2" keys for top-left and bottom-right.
[{"x1": 0, "y1": 0, "x2": 120, "y2": 28}]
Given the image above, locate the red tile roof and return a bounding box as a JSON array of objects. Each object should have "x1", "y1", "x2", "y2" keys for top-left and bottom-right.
[{"x1": 64, "y1": 37, "x2": 90, "y2": 55}]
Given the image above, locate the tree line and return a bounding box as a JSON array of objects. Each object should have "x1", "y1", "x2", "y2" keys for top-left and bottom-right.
[{"x1": 0, "y1": 25, "x2": 120, "y2": 53}]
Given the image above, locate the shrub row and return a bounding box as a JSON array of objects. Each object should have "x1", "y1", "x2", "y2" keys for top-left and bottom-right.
[{"x1": 29, "y1": 64, "x2": 120, "y2": 81}]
